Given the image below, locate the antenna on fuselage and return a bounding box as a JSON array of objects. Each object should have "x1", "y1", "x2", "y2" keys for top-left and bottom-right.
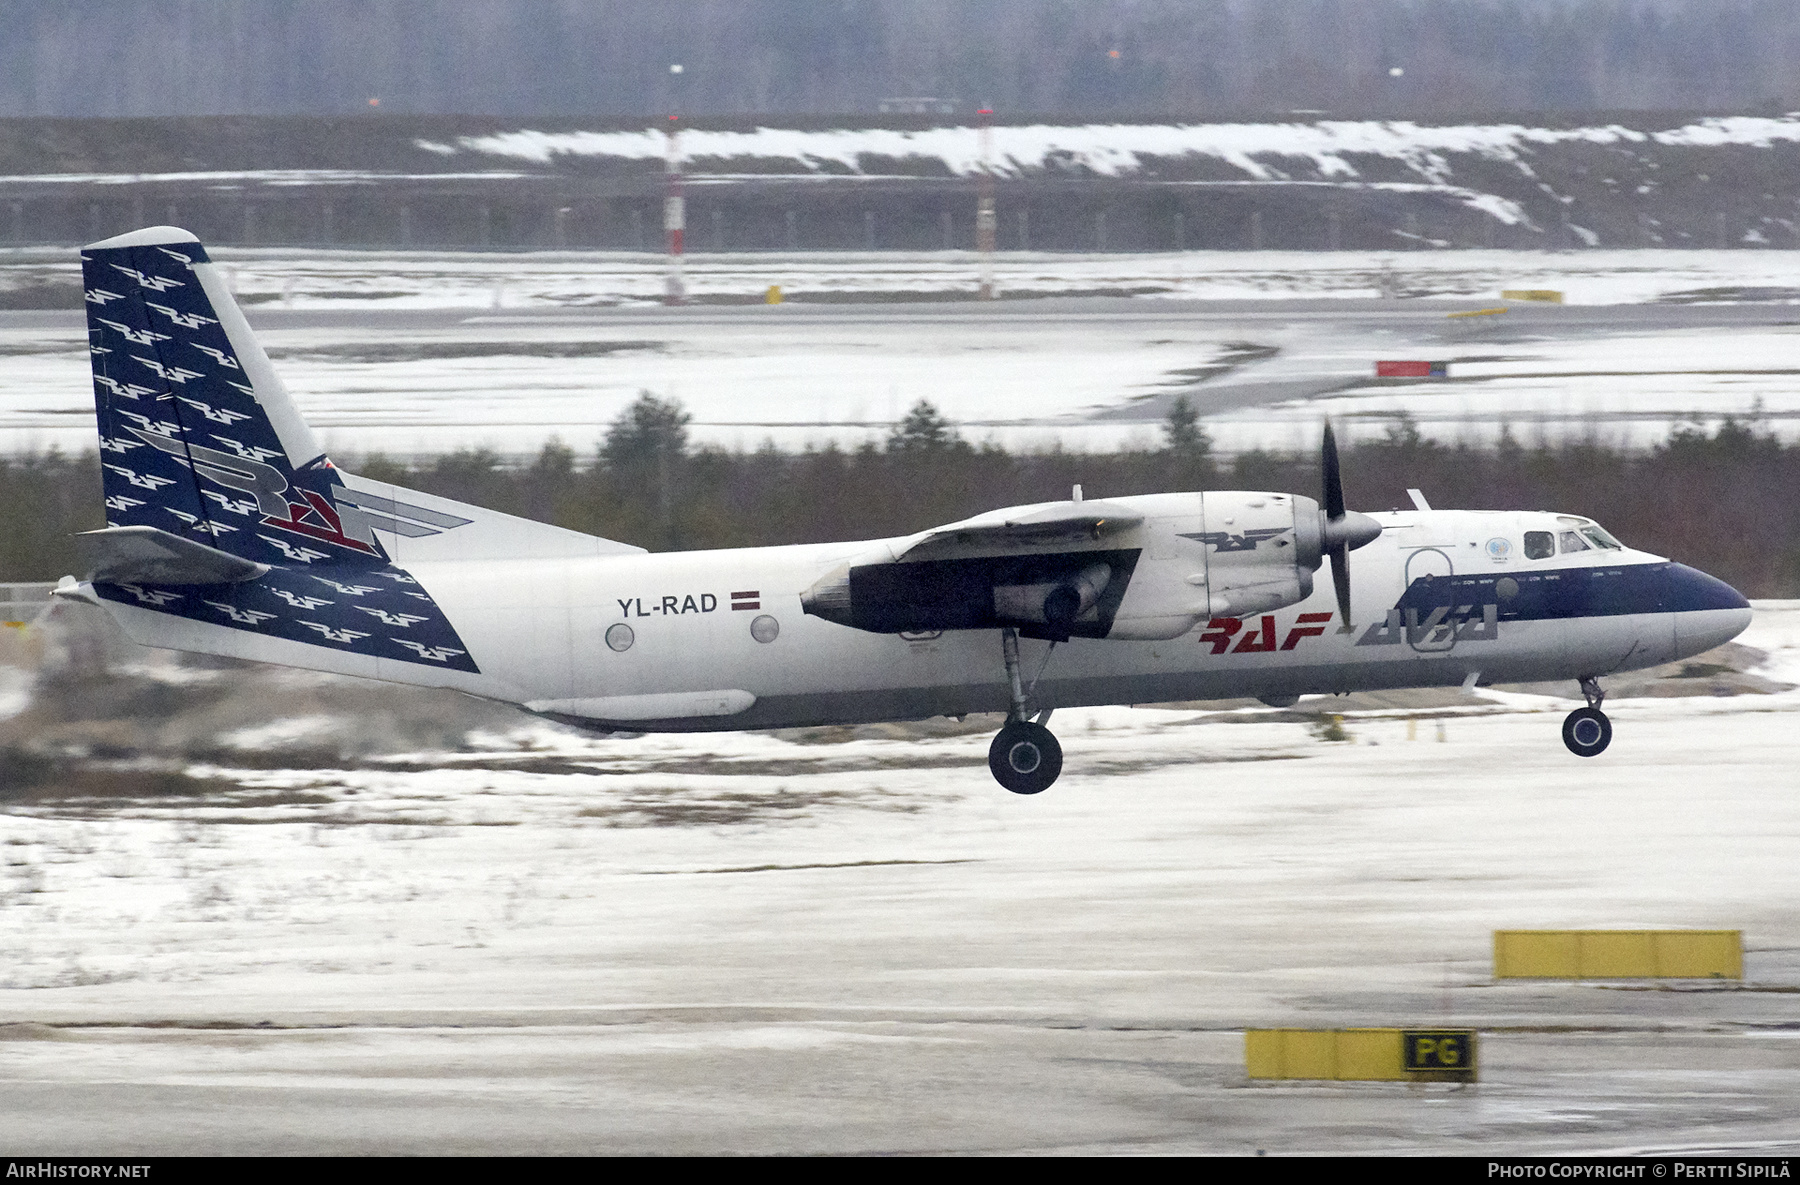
[{"x1": 1407, "y1": 488, "x2": 1432, "y2": 511}]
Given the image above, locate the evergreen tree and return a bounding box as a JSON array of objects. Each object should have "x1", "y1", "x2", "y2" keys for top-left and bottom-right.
[
  {"x1": 886, "y1": 400, "x2": 960, "y2": 454},
  {"x1": 1162, "y1": 394, "x2": 1211, "y2": 458},
  {"x1": 603, "y1": 392, "x2": 691, "y2": 472}
]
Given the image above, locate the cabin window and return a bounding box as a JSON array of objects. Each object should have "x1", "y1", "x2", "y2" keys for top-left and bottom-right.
[
  {"x1": 1558, "y1": 530, "x2": 1591, "y2": 553},
  {"x1": 1524, "y1": 531, "x2": 1556, "y2": 559}
]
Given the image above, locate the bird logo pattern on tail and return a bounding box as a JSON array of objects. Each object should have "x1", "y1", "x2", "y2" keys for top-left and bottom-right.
[{"x1": 83, "y1": 232, "x2": 479, "y2": 673}]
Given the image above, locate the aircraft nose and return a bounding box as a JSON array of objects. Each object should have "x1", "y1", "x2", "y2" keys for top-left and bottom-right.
[
  {"x1": 1675, "y1": 605, "x2": 1753, "y2": 658},
  {"x1": 1658, "y1": 563, "x2": 1752, "y2": 661},
  {"x1": 1648, "y1": 558, "x2": 1749, "y2": 659}
]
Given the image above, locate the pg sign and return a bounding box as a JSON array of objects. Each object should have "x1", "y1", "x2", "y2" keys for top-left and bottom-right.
[
  {"x1": 1404, "y1": 1030, "x2": 1476, "y2": 1076},
  {"x1": 1244, "y1": 1028, "x2": 1478, "y2": 1081}
]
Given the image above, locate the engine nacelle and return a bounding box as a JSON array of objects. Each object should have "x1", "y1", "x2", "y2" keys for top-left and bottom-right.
[
  {"x1": 801, "y1": 488, "x2": 1377, "y2": 643},
  {"x1": 1104, "y1": 491, "x2": 1322, "y2": 639},
  {"x1": 1200, "y1": 491, "x2": 1321, "y2": 618}
]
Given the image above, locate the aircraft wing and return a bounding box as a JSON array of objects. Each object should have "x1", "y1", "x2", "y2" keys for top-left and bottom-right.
[{"x1": 893, "y1": 500, "x2": 1144, "y2": 562}]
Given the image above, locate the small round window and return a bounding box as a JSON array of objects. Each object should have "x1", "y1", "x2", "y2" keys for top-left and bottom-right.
[
  {"x1": 750, "y1": 614, "x2": 780, "y2": 644},
  {"x1": 605, "y1": 623, "x2": 635, "y2": 652}
]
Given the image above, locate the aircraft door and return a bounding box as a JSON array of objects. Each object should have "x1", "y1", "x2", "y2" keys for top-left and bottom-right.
[{"x1": 1403, "y1": 547, "x2": 1457, "y2": 653}]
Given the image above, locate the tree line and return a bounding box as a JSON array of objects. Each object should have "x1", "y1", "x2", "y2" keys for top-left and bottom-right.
[{"x1": 4, "y1": 395, "x2": 1796, "y2": 597}]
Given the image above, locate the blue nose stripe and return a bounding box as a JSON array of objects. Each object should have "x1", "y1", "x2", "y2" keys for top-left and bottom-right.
[{"x1": 1395, "y1": 561, "x2": 1749, "y2": 622}]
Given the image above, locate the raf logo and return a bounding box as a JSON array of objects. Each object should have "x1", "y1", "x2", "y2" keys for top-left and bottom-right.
[
  {"x1": 1180, "y1": 527, "x2": 1290, "y2": 552},
  {"x1": 1200, "y1": 612, "x2": 1334, "y2": 654}
]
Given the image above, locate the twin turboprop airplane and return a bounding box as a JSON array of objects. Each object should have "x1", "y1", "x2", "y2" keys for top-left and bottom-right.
[{"x1": 61, "y1": 227, "x2": 1753, "y2": 793}]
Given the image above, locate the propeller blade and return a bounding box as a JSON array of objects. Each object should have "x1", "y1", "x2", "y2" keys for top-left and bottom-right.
[
  {"x1": 1318, "y1": 420, "x2": 1379, "y2": 631},
  {"x1": 1321, "y1": 419, "x2": 1345, "y2": 522},
  {"x1": 1328, "y1": 540, "x2": 1352, "y2": 630}
]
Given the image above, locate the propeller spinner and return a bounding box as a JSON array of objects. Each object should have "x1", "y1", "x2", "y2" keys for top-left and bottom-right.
[{"x1": 1319, "y1": 422, "x2": 1382, "y2": 630}]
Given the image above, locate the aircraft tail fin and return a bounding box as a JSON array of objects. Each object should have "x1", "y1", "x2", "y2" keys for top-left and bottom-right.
[
  {"x1": 78, "y1": 226, "x2": 645, "y2": 688},
  {"x1": 83, "y1": 226, "x2": 387, "y2": 572}
]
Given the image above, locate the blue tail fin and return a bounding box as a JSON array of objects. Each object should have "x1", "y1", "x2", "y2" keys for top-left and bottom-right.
[
  {"x1": 82, "y1": 227, "x2": 481, "y2": 676},
  {"x1": 84, "y1": 226, "x2": 386, "y2": 569}
]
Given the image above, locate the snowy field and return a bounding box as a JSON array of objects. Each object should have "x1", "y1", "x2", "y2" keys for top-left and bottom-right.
[
  {"x1": 3, "y1": 248, "x2": 1800, "y2": 457},
  {"x1": 0, "y1": 605, "x2": 1796, "y2": 1154},
  {"x1": 1222, "y1": 320, "x2": 1800, "y2": 454},
  {"x1": 427, "y1": 114, "x2": 1800, "y2": 184},
  {"x1": 12, "y1": 242, "x2": 1800, "y2": 308},
  {"x1": 5, "y1": 246, "x2": 1800, "y2": 459}
]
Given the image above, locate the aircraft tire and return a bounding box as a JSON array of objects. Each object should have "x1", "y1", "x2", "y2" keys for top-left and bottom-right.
[
  {"x1": 989, "y1": 721, "x2": 1063, "y2": 794},
  {"x1": 1562, "y1": 707, "x2": 1612, "y2": 757}
]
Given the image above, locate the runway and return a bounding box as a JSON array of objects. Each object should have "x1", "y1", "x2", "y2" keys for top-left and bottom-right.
[
  {"x1": 7, "y1": 1023, "x2": 1798, "y2": 1155},
  {"x1": 0, "y1": 605, "x2": 1797, "y2": 1155}
]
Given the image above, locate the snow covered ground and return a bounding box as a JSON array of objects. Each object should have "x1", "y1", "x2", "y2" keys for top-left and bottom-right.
[
  {"x1": 6, "y1": 246, "x2": 1800, "y2": 460},
  {"x1": 12, "y1": 243, "x2": 1800, "y2": 308},
  {"x1": 1205, "y1": 320, "x2": 1800, "y2": 454},
  {"x1": 0, "y1": 605, "x2": 1796, "y2": 1154},
  {"x1": 426, "y1": 116, "x2": 1800, "y2": 241}
]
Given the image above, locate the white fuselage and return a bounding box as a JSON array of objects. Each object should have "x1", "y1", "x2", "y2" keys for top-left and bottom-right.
[{"x1": 371, "y1": 506, "x2": 1747, "y2": 732}]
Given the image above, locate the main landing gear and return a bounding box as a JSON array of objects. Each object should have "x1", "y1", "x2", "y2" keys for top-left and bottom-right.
[
  {"x1": 1562, "y1": 675, "x2": 1612, "y2": 757},
  {"x1": 989, "y1": 628, "x2": 1063, "y2": 794}
]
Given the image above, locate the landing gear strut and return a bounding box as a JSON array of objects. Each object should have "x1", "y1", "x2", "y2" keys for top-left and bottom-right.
[
  {"x1": 1562, "y1": 676, "x2": 1612, "y2": 757},
  {"x1": 989, "y1": 628, "x2": 1063, "y2": 794}
]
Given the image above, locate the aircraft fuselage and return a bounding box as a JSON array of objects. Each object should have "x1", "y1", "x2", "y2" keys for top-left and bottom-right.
[{"x1": 324, "y1": 506, "x2": 1747, "y2": 733}]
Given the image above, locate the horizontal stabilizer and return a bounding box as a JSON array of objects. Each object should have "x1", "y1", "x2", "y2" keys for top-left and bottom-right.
[{"x1": 76, "y1": 525, "x2": 270, "y2": 585}]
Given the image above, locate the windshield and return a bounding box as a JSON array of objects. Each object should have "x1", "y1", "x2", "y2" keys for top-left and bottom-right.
[
  {"x1": 1580, "y1": 524, "x2": 1623, "y2": 550},
  {"x1": 1556, "y1": 516, "x2": 1623, "y2": 552}
]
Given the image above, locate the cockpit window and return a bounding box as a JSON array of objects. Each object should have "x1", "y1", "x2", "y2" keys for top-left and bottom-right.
[
  {"x1": 1558, "y1": 530, "x2": 1591, "y2": 553},
  {"x1": 1580, "y1": 525, "x2": 1622, "y2": 550},
  {"x1": 1524, "y1": 531, "x2": 1555, "y2": 560}
]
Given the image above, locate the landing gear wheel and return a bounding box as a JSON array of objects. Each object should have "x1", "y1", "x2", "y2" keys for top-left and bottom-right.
[
  {"x1": 989, "y1": 721, "x2": 1063, "y2": 794},
  {"x1": 1562, "y1": 707, "x2": 1612, "y2": 757}
]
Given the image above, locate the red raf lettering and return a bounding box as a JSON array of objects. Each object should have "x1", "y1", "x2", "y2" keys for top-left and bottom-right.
[
  {"x1": 1200, "y1": 612, "x2": 1336, "y2": 656},
  {"x1": 1233, "y1": 616, "x2": 1278, "y2": 653},
  {"x1": 1281, "y1": 612, "x2": 1334, "y2": 650},
  {"x1": 1199, "y1": 617, "x2": 1242, "y2": 655}
]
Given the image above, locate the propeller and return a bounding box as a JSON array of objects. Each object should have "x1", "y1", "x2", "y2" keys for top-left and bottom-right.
[{"x1": 1319, "y1": 421, "x2": 1382, "y2": 631}]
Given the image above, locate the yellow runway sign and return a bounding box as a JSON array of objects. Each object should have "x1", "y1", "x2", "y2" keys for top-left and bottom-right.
[
  {"x1": 1246, "y1": 1028, "x2": 1477, "y2": 1082},
  {"x1": 1493, "y1": 930, "x2": 1742, "y2": 979}
]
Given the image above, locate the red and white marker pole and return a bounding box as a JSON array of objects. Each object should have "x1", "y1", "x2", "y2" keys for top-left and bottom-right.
[
  {"x1": 664, "y1": 115, "x2": 686, "y2": 306},
  {"x1": 976, "y1": 107, "x2": 996, "y2": 300}
]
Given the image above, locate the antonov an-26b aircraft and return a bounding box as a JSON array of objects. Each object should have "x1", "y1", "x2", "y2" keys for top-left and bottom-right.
[{"x1": 59, "y1": 227, "x2": 1753, "y2": 793}]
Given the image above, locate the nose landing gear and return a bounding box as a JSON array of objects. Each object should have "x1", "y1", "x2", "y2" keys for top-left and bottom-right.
[
  {"x1": 1562, "y1": 676, "x2": 1612, "y2": 757},
  {"x1": 988, "y1": 627, "x2": 1064, "y2": 794}
]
